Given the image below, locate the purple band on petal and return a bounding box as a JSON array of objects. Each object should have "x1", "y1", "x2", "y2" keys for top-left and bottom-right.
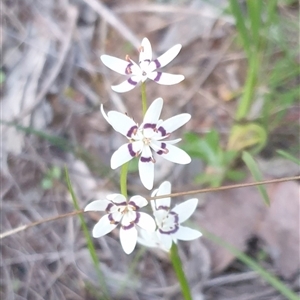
[
  {"x1": 108, "y1": 213, "x2": 119, "y2": 225},
  {"x1": 128, "y1": 77, "x2": 138, "y2": 86},
  {"x1": 127, "y1": 125, "x2": 138, "y2": 137},
  {"x1": 143, "y1": 123, "x2": 156, "y2": 130},
  {"x1": 114, "y1": 201, "x2": 127, "y2": 206},
  {"x1": 128, "y1": 144, "x2": 137, "y2": 157},
  {"x1": 157, "y1": 143, "x2": 166, "y2": 155},
  {"x1": 157, "y1": 126, "x2": 167, "y2": 136},
  {"x1": 159, "y1": 224, "x2": 179, "y2": 235},
  {"x1": 106, "y1": 203, "x2": 114, "y2": 212},
  {"x1": 154, "y1": 72, "x2": 162, "y2": 82},
  {"x1": 153, "y1": 59, "x2": 161, "y2": 69},
  {"x1": 169, "y1": 211, "x2": 179, "y2": 224},
  {"x1": 125, "y1": 63, "x2": 133, "y2": 74},
  {"x1": 128, "y1": 201, "x2": 139, "y2": 210},
  {"x1": 122, "y1": 223, "x2": 135, "y2": 230},
  {"x1": 157, "y1": 205, "x2": 169, "y2": 211},
  {"x1": 141, "y1": 156, "x2": 152, "y2": 162},
  {"x1": 134, "y1": 211, "x2": 140, "y2": 224}
]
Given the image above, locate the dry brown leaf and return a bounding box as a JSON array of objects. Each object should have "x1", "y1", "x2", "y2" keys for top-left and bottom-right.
[
  {"x1": 198, "y1": 184, "x2": 267, "y2": 273},
  {"x1": 198, "y1": 179, "x2": 300, "y2": 278},
  {"x1": 257, "y1": 181, "x2": 300, "y2": 279}
]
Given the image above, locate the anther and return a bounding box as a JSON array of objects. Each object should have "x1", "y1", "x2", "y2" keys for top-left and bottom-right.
[
  {"x1": 139, "y1": 46, "x2": 144, "y2": 52},
  {"x1": 125, "y1": 55, "x2": 131, "y2": 61}
]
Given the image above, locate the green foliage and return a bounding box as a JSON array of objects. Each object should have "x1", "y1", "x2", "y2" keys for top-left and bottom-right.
[
  {"x1": 41, "y1": 166, "x2": 62, "y2": 190},
  {"x1": 228, "y1": 123, "x2": 267, "y2": 154},
  {"x1": 183, "y1": 130, "x2": 245, "y2": 187}
]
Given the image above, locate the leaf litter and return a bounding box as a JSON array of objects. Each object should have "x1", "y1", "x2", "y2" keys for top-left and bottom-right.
[{"x1": 1, "y1": 0, "x2": 299, "y2": 299}]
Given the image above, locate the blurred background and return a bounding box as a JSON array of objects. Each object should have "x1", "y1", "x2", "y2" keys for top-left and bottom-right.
[{"x1": 1, "y1": 0, "x2": 299, "y2": 299}]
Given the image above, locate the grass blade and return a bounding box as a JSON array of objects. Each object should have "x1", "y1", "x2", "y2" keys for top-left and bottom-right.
[
  {"x1": 242, "y1": 151, "x2": 270, "y2": 206},
  {"x1": 65, "y1": 167, "x2": 110, "y2": 299},
  {"x1": 201, "y1": 227, "x2": 299, "y2": 300},
  {"x1": 276, "y1": 150, "x2": 300, "y2": 165}
]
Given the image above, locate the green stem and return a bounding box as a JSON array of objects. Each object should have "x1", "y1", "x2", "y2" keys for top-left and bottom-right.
[
  {"x1": 141, "y1": 82, "x2": 147, "y2": 115},
  {"x1": 120, "y1": 163, "x2": 129, "y2": 197},
  {"x1": 170, "y1": 243, "x2": 192, "y2": 300},
  {"x1": 235, "y1": 55, "x2": 259, "y2": 121}
]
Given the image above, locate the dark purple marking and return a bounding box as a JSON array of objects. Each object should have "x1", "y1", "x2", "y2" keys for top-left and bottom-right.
[
  {"x1": 128, "y1": 201, "x2": 139, "y2": 210},
  {"x1": 114, "y1": 201, "x2": 127, "y2": 207},
  {"x1": 157, "y1": 143, "x2": 167, "y2": 155},
  {"x1": 134, "y1": 212, "x2": 140, "y2": 224},
  {"x1": 157, "y1": 126, "x2": 167, "y2": 136},
  {"x1": 153, "y1": 59, "x2": 161, "y2": 69},
  {"x1": 108, "y1": 213, "x2": 119, "y2": 225},
  {"x1": 122, "y1": 223, "x2": 135, "y2": 230},
  {"x1": 128, "y1": 77, "x2": 138, "y2": 86},
  {"x1": 140, "y1": 59, "x2": 151, "y2": 64},
  {"x1": 141, "y1": 156, "x2": 152, "y2": 163},
  {"x1": 125, "y1": 63, "x2": 133, "y2": 74},
  {"x1": 143, "y1": 123, "x2": 156, "y2": 130},
  {"x1": 127, "y1": 125, "x2": 138, "y2": 137},
  {"x1": 154, "y1": 72, "x2": 162, "y2": 82},
  {"x1": 169, "y1": 211, "x2": 179, "y2": 224},
  {"x1": 106, "y1": 203, "x2": 114, "y2": 212},
  {"x1": 128, "y1": 144, "x2": 137, "y2": 157},
  {"x1": 159, "y1": 224, "x2": 179, "y2": 235},
  {"x1": 157, "y1": 205, "x2": 169, "y2": 211}
]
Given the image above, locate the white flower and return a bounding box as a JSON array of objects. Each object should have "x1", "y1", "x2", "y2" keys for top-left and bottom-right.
[
  {"x1": 84, "y1": 194, "x2": 156, "y2": 254},
  {"x1": 101, "y1": 98, "x2": 191, "y2": 190},
  {"x1": 101, "y1": 37, "x2": 184, "y2": 93},
  {"x1": 149, "y1": 181, "x2": 202, "y2": 251}
]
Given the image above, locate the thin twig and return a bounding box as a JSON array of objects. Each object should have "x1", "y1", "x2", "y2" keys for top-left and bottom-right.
[
  {"x1": 1, "y1": 175, "x2": 299, "y2": 239},
  {"x1": 0, "y1": 210, "x2": 83, "y2": 239},
  {"x1": 149, "y1": 175, "x2": 300, "y2": 200}
]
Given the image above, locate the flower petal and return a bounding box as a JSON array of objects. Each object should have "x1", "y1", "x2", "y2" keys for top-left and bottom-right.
[
  {"x1": 153, "y1": 44, "x2": 182, "y2": 69},
  {"x1": 172, "y1": 198, "x2": 198, "y2": 223},
  {"x1": 153, "y1": 181, "x2": 171, "y2": 209},
  {"x1": 107, "y1": 111, "x2": 137, "y2": 137},
  {"x1": 84, "y1": 199, "x2": 111, "y2": 212},
  {"x1": 100, "y1": 55, "x2": 130, "y2": 75},
  {"x1": 137, "y1": 212, "x2": 156, "y2": 232},
  {"x1": 139, "y1": 38, "x2": 152, "y2": 62},
  {"x1": 129, "y1": 195, "x2": 148, "y2": 208},
  {"x1": 160, "y1": 144, "x2": 191, "y2": 164},
  {"x1": 158, "y1": 232, "x2": 173, "y2": 251},
  {"x1": 92, "y1": 214, "x2": 118, "y2": 238},
  {"x1": 138, "y1": 148, "x2": 155, "y2": 190},
  {"x1": 148, "y1": 72, "x2": 184, "y2": 85},
  {"x1": 111, "y1": 76, "x2": 141, "y2": 93},
  {"x1": 142, "y1": 97, "x2": 163, "y2": 126},
  {"x1": 120, "y1": 226, "x2": 138, "y2": 254},
  {"x1": 158, "y1": 114, "x2": 191, "y2": 135},
  {"x1": 110, "y1": 194, "x2": 127, "y2": 204},
  {"x1": 173, "y1": 225, "x2": 202, "y2": 241},
  {"x1": 111, "y1": 143, "x2": 135, "y2": 169}
]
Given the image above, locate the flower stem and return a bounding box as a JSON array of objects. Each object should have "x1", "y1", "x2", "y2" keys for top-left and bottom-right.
[
  {"x1": 170, "y1": 243, "x2": 192, "y2": 300},
  {"x1": 120, "y1": 163, "x2": 129, "y2": 197},
  {"x1": 141, "y1": 82, "x2": 147, "y2": 115}
]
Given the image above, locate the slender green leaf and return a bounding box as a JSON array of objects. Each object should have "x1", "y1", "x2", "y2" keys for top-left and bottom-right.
[
  {"x1": 276, "y1": 150, "x2": 300, "y2": 165},
  {"x1": 65, "y1": 167, "x2": 110, "y2": 300},
  {"x1": 242, "y1": 151, "x2": 270, "y2": 206},
  {"x1": 170, "y1": 243, "x2": 192, "y2": 300},
  {"x1": 201, "y1": 227, "x2": 299, "y2": 300}
]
